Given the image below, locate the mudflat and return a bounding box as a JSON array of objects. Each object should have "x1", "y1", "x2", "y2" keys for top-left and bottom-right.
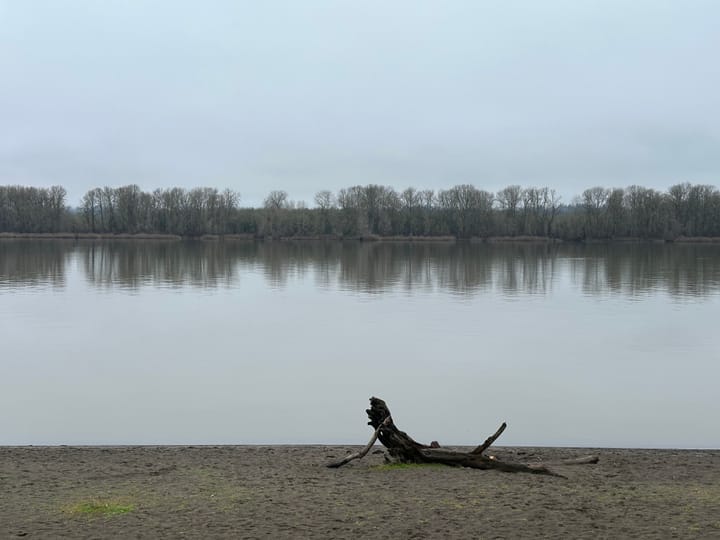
[{"x1": 1, "y1": 446, "x2": 719, "y2": 539}]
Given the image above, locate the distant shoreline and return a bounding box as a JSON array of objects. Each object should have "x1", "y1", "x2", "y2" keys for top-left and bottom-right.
[{"x1": 2, "y1": 232, "x2": 720, "y2": 244}]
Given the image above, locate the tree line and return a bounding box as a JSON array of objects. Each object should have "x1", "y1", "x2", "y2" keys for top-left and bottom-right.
[{"x1": 1, "y1": 182, "x2": 719, "y2": 240}]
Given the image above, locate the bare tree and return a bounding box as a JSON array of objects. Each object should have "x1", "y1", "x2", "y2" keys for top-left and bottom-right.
[
  {"x1": 496, "y1": 185, "x2": 523, "y2": 235},
  {"x1": 314, "y1": 190, "x2": 336, "y2": 234},
  {"x1": 581, "y1": 187, "x2": 610, "y2": 238}
]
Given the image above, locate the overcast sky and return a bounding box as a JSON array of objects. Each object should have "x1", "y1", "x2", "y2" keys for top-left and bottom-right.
[{"x1": 1, "y1": 1, "x2": 719, "y2": 206}]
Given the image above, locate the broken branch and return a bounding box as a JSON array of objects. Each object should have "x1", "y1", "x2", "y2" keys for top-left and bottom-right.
[{"x1": 326, "y1": 417, "x2": 392, "y2": 468}]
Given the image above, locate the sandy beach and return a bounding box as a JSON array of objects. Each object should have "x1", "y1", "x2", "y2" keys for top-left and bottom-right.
[{"x1": 1, "y1": 445, "x2": 719, "y2": 538}]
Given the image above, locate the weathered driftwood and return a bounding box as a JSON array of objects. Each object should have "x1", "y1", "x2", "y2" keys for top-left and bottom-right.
[{"x1": 328, "y1": 397, "x2": 599, "y2": 477}]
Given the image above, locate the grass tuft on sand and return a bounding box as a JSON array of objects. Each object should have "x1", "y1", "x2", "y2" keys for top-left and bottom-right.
[{"x1": 67, "y1": 499, "x2": 134, "y2": 517}]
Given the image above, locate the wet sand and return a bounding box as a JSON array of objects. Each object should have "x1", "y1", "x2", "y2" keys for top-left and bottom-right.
[{"x1": 2, "y1": 446, "x2": 719, "y2": 538}]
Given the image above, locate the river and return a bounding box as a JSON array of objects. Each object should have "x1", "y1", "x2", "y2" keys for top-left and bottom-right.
[{"x1": 1, "y1": 240, "x2": 719, "y2": 448}]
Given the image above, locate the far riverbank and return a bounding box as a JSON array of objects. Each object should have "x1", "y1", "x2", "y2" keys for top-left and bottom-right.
[{"x1": 2, "y1": 231, "x2": 720, "y2": 244}]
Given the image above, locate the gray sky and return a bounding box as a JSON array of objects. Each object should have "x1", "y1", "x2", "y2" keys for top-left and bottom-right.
[{"x1": 1, "y1": 0, "x2": 719, "y2": 206}]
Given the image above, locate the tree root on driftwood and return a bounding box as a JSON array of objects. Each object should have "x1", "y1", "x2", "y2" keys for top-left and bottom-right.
[{"x1": 327, "y1": 397, "x2": 599, "y2": 477}]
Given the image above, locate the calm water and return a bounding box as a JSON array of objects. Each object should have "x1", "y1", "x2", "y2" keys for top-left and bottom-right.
[{"x1": 1, "y1": 240, "x2": 719, "y2": 448}]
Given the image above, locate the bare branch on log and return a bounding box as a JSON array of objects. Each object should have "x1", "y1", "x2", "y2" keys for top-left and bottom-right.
[
  {"x1": 327, "y1": 417, "x2": 392, "y2": 468},
  {"x1": 471, "y1": 422, "x2": 507, "y2": 454}
]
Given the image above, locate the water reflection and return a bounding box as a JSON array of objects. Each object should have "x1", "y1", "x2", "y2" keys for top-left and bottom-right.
[
  {"x1": 1, "y1": 239, "x2": 719, "y2": 298},
  {"x1": 0, "y1": 239, "x2": 69, "y2": 289},
  {"x1": 82, "y1": 241, "x2": 242, "y2": 289},
  {"x1": 567, "y1": 244, "x2": 720, "y2": 298}
]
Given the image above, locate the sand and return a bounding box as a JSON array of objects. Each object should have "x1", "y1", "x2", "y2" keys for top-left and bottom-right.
[{"x1": 2, "y1": 445, "x2": 719, "y2": 539}]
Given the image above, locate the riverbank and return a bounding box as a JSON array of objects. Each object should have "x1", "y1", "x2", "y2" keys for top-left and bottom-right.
[
  {"x1": 3, "y1": 231, "x2": 720, "y2": 244},
  {"x1": 2, "y1": 445, "x2": 718, "y2": 538},
  {"x1": 0, "y1": 232, "x2": 185, "y2": 240}
]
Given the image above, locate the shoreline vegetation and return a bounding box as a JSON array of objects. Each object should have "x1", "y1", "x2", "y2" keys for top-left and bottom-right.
[
  {"x1": 2, "y1": 182, "x2": 720, "y2": 242},
  {"x1": 2, "y1": 231, "x2": 720, "y2": 244}
]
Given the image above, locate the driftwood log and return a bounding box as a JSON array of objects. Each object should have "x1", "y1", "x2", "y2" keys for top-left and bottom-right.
[{"x1": 327, "y1": 397, "x2": 599, "y2": 477}]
